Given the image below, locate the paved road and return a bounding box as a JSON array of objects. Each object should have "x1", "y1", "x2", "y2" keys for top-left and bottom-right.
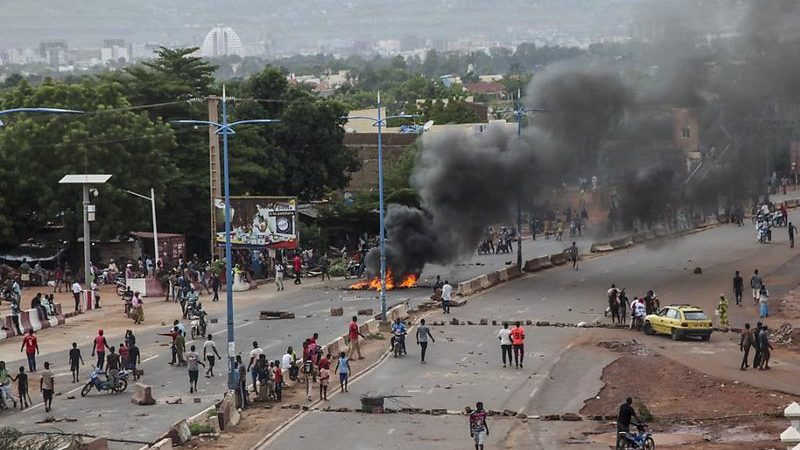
[{"x1": 260, "y1": 209, "x2": 800, "y2": 450}]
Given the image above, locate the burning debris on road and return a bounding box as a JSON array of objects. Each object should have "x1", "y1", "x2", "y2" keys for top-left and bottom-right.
[{"x1": 349, "y1": 268, "x2": 419, "y2": 291}]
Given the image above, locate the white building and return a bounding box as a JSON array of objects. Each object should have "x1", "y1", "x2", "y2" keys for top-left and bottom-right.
[{"x1": 201, "y1": 26, "x2": 245, "y2": 58}]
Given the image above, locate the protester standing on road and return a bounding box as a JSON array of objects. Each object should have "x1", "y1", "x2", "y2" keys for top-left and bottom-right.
[
  {"x1": 511, "y1": 321, "x2": 525, "y2": 368},
  {"x1": 128, "y1": 340, "x2": 141, "y2": 381},
  {"x1": 293, "y1": 253, "x2": 303, "y2": 285},
  {"x1": 12, "y1": 366, "x2": 29, "y2": 409},
  {"x1": 497, "y1": 322, "x2": 513, "y2": 368},
  {"x1": 68, "y1": 342, "x2": 84, "y2": 383},
  {"x1": 569, "y1": 242, "x2": 579, "y2": 270},
  {"x1": 91, "y1": 330, "x2": 110, "y2": 370},
  {"x1": 740, "y1": 323, "x2": 753, "y2": 370},
  {"x1": 790, "y1": 222, "x2": 797, "y2": 248},
  {"x1": 759, "y1": 326, "x2": 773, "y2": 370},
  {"x1": 608, "y1": 285, "x2": 620, "y2": 324},
  {"x1": 0, "y1": 361, "x2": 16, "y2": 409},
  {"x1": 758, "y1": 284, "x2": 769, "y2": 318},
  {"x1": 203, "y1": 334, "x2": 221, "y2": 378},
  {"x1": 318, "y1": 363, "x2": 329, "y2": 401},
  {"x1": 71, "y1": 279, "x2": 82, "y2": 312},
  {"x1": 106, "y1": 346, "x2": 120, "y2": 387},
  {"x1": 733, "y1": 271, "x2": 744, "y2": 306},
  {"x1": 20, "y1": 330, "x2": 39, "y2": 373},
  {"x1": 40, "y1": 361, "x2": 54, "y2": 412},
  {"x1": 185, "y1": 344, "x2": 204, "y2": 393},
  {"x1": 247, "y1": 341, "x2": 263, "y2": 393},
  {"x1": 750, "y1": 270, "x2": 763, "y2": 305},
  {"x1": 348, "y1": 316, "x2": 365, "y2": 360},
  {"x1": 335, "y1": 351, "x2": 350, "y2": 393},
  {"x1": 416, "y1": 318, "x2": 435, "y2": 364},
  {"x1": 441, "y1": 280, "x2": 452, "y2": 314},
  {"x1": 717, "y1": 295, "x2": 729, "y2": 328},
  {"x1": 469, "y1": 401, "x2": 489, "y2": 450},
  {"x1": 618, "y1": 288, "x2": 629, "y2": 325},
  {"x1": 235, "y1": 355, "x2": 248, "y2": 408},
  {"x1": 274, "y1": 260, "x2": 285, "y2": 291}
]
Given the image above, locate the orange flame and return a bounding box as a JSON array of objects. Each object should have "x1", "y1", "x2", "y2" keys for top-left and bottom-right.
[{"x1": 349, "y1": 268, "x2": 418, "y2": 290}]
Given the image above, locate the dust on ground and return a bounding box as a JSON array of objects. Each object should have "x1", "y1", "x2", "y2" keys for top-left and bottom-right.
[{"x1": 582, "y1": 341, "x2": 789, "y2": 449}]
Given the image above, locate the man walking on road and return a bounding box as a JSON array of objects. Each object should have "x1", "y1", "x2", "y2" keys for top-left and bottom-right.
[
  {"x1": 416, "y1": 318, "x2": 435, "y2": 364},
  {"x1": 203, "y1": 334, "x2": 221, "y2": 378},
  {"x1": 758, "y1": 325, "x2": 773, "y2": 370},
  {"x1": 293, "y1": 253, "x2": 303, "y2": 285},
  {"x1": 20, "y1": 330, "x2": 39, "y2": 373},
  {"x1": 469, "y1": 401, "x2": 489, "y2": 450},
  {"x1": 740, "y1": 323, "x2": 753, "y2": 370},
  {"x1": 69, "y1": 342, "x2": 84, "y2": 383},
  {"x1": 733, "y1": 271, "x2": 744, "y2": 306},
  {"x1": 752, "y1": 322, "x2": 763, "y2": 368},
  {"x1": 790, "y1": 222, "x2": 797, "y2": 248},
  {"x1": 750, "y1": 270, "x2": 763, "y2": 305},
  {"x1": 511, "y1": 321, "x2": 525, "y2": 368},
  {"x1": 348, "y1": 316, "x2": 365, "y2": 360},
  {"x1": 92, "y1": 330, "x2": 110, "y2": 370},
  {"x1": 497, "y1": 322, "x2": 513, "y2": 368},
  {"x1": 274, "y1": 260, "x2": 285, "y2": 291},
  {"x1": 441, "y1": 280, "x2": 452, "y2": 314},
  {"x1": 40, "y1": 361, "x2": 54, "y2": 413},
  {"x1": 569, "y1": 241, "x2": 579, "y2": 270},
  {"x1": 185, "y1": 344, "x2": 204, "y2": 393}
]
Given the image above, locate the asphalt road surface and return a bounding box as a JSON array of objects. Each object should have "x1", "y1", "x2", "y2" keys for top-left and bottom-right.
[{"x1": 261, "y1": 210, "x2": 800, "y2": 450}]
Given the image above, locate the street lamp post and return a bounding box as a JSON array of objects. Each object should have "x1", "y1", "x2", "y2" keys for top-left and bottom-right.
[
  {"x1": 173, "y1": 86, "x2": 280, "y2": 390},
  {"x1": 342, "y1": 93, "x2": 418, "y2": 321},
  {"x1": 0, "y1": 107, "x2": 83, "y2": 127},
  {"x1": 507, "y1": 96, "x2": 548, "y2": 270},
  {"x1": 124, "y1": 188, "x2": 160, "y2": 269}
]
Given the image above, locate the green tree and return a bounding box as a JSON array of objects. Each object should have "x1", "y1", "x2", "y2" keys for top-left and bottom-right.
[{"x1": 0, "y1": 79, "x2": 177, "y2": 245}]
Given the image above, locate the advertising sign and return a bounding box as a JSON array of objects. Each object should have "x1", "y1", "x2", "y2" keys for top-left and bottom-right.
[{"x1": 215, "y1": 196, "x2": 298, "y2": 249}]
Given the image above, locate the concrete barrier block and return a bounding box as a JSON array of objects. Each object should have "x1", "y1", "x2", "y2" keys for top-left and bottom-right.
[
  {"x1": 357, "y1": 308, "x2": 373, "y2": 316},
  {"x1": 457, "y1": 281, "x2": 474, "y2": 296},
  {"x1": 131, "y1": 383, "x2": 155, "y2": 405},
  {"x1": 478, "y1": 275, "x2": 492, "y2": 289},
  {"x1": 609, "y1": 236, "x2": 633, "y2": 249},
  {"x1": 216, "y1": 392, "x2": 240, "y2": 431},
  {"x1": 167, "y1": 420, "x2": 192, "y2": 446},
  {"x1": 631, "y1": 232, "x2": 648, "y2": 243},
  {"x1": 549, "y1": 253, "x2": 568, "y2": 265},
  {"x1": 498, "y1": 268, "x2": 510, "y2": 282},
  {"x1": 79, "y1": 437, "x2": 108, "y2": 450},
  {"x1": 486, "y1": 272, "x2": 501, "y2": 285},
  {"x1": 506, "y1": 266, "x2": 522, "y2": 279}
]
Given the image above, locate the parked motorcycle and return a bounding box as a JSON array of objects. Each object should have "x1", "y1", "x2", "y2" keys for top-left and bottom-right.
[
  {"x1": 343, "y1": 259, "x2": 365, "y2": 280},
  {"x1": 617, "y1": 422, "x2": 655, "y2": 449},
  {"x1": 80, "y1": 367, "x2": 130, "y2": 396}
]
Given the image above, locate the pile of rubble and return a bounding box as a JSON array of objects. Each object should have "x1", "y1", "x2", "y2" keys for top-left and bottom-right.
[
  {"x1": 773, "y1": 323, "x2": 799, "y2": 348},
  {"x1": 597, "y1": 340, "x2": 653, "y2": 356}
]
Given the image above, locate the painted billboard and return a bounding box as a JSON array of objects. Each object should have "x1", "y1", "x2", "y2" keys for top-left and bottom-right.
[{"x1": 214, "y1": 196, "x2": 298, "y2": 249}]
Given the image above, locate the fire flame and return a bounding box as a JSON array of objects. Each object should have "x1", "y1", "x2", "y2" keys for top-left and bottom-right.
[{"x1": 349, "y1": 268, "x2": 418, "y2": 290}]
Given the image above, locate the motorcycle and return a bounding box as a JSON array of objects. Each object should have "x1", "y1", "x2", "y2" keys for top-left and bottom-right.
[
  {"x1": 617, "y1": 422, "x2": 655, "y2": 450},
  {"x1": 80, "y1": 367, "x2": 130, "y2": 396},
  {"x1": 343, "y1": 259, "x2": 365, "y2": 280},
  {"x1": 189, "y1": 307, "x2": 207, "y2": 340},
  {"x1": 391, "y1": 332, "x2": 407, "y2": 358}
]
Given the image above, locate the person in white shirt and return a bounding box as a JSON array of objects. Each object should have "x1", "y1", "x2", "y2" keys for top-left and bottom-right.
[
  {"x1": 497, "y1": 322, "x2": 513, "y2": 368},
  {"x1": 247, "y1": 341, "x2": 263, "y2": 393},
  {"x1": 441, "y1": 281, "x2": 453, "y2": 314},
  {"x1": 71, "y1": 281, "x2": 82, "y2": 312},
  {"x1": 203, "y1": 334, "x2": 221, "y2": 378},
  {"x1": 275, "y1": 262, "x2": 285, "y2": 291}
]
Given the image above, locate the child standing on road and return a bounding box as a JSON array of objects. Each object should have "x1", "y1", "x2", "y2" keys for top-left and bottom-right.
[
  {"x1": 335, "y1": 352, "x2": 350, "y2": 393},
  {"x1": 68, "y1": 342, "x2": 84, "y2": 383},
  {"x1": 319, "y1": 365, "x2": 330, "y2": 401}
]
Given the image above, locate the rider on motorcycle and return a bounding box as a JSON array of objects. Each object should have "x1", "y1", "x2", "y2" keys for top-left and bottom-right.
[
  {"x1": 390, "y1": 318, "x2": 407, "y2": 355},
  {"x1": 616, "y1": 397, "x2": 642, "y2": 449},
  {"x1": 630, "y1": 297, "x2": 646, "y2": 330}
]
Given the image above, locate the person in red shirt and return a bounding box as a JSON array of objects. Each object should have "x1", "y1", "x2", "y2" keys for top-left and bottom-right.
[
  {"x1": 273, "y1": 360, "x2": 283, "y2": 401},
  {"x1": 511, "y1": 322, "x2": 525, "y2": 368},
  {"x1": 348, "y1": 316, "x2": 366, "y2": 360},
  {"x1": 20, "y1": 330, "x2": 39, "y2": 372},
  {"x1": 293, "y1": 254, "x2": 303, "y2": 285},
  {"x1": 91, "y1": 330, "x2": 110, "y2": 370}
]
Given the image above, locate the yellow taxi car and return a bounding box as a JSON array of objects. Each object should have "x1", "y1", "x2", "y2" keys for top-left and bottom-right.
[{"x1": 643, "y1": 305, "x2": 713, "y2": 341}]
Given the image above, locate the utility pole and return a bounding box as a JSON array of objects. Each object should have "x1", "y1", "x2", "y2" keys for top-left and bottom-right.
[{"x1": 208, "y1": 96, "x2": 222, "y2": 258}]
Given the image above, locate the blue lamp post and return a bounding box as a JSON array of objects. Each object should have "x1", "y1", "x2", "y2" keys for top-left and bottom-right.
[
  {"x1": 499, "y1": 93, "x2": 548, "y2": 269},
  {"x1": 173, "y1": 86, "x2": 280, "y2": 390},
  {"x1": 342, "y1": 92, "x2": 418, "y2": 321}
]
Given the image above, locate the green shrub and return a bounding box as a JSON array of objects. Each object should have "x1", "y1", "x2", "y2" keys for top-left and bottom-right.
[
  {"x1": 189, "y1": 422, "x2": 214, "y2": 436},
  {"x1": 329, "y1": 259, "x2": 347, "y2": 277}
]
